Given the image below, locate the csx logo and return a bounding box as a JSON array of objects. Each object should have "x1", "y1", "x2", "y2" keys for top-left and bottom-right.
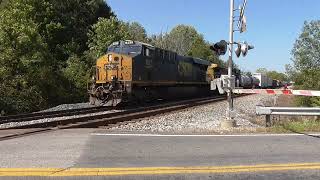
[{"x1": 105, "y1": 63, "x2": 118, "y2": 70}]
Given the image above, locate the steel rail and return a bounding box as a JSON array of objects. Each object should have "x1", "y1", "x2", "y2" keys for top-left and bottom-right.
[
  {"x1": 0, "y1": 106, "x2": 114, "y2": 124},
  {"x1": 0, "y1": 94, "x2": 249, "y2": 141}
]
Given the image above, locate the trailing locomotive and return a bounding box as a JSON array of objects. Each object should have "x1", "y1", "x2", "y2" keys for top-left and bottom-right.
[{"x1": 88, "y1": 40, "x2": 219, "y2": 106}]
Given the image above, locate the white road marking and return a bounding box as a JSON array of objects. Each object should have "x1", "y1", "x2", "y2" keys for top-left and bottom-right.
[{"x1": 91, "y1": 133, "x2": 320, "y2": 137}]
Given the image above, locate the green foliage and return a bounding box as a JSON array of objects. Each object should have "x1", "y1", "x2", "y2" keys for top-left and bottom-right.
[
  {"x1": 256, "y1": 68, "x2": 268, "y2": 74},
  {"x1": 290, "y1": 20, "x2": 320, "y2": 107},
  {"x1": 62, "y1": 54, "x2": 92, "y2": 101},
  {"x1": 127, "y1": 22, "x2": 148, "y2": 42},
  {"x1": 0, "y1": 0, "x2": 8, "y2": 8},
  {"x1": 149, "y1": 24, "x2": 223, "y2": 66},
  {"x1": 0, "y1": 0, "x2": 55, "y2": 113},
  {"x1": 267, "y1": 71, "x2": 288, "y2": 82},
  {"x1": 0, "y1": 0, "x2": 113, "y2": 114},
  {"x1": 149, "y1": 25, "x2": 200, "y2": 55},
  {"x1": 88, "y1": 17, "x2": 131, "y2": 58},
  {"x1": 256, "y1": 68, "x2": 288, "y2": 82},
  {"x1": 188, "y1": 36, "x2": 224, "y2": 66},
  {"x1": 270, "y1": 119, "x2": 320, "y2": 133}
]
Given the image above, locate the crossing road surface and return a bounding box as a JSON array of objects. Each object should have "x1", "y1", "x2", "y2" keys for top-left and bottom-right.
[{"x1": 0, "y1": 129, "x2": 320, "y2": 179}]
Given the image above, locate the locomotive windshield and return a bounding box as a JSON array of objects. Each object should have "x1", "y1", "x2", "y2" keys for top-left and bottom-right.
[{"x1": 107, "y1": 41, "x2": 142, "y2": 56}]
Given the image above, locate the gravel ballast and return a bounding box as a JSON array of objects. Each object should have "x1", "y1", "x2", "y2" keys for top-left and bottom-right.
[
  {"x1": 41, "y1": 103, "x2": 94, "y2": 112},
  {"x1": 0, "y1": 110, "x2": 122, "y2": 129},
  {"x1": 110, "y1": 94, "x2": 275, "y2": 133}
]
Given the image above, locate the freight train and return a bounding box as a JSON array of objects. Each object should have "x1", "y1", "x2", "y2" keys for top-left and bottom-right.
[{"x1": 88, "y1": 40, "x2": 279, "y2": 106}]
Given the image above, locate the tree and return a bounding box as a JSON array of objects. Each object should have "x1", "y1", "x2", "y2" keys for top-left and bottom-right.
[
  {"x1": 187, "y1": 36, "x2": 224, "y2": 66},
  {"x1": 0, "y1": 0, "x2": 56, "y2": 113},
  {"x1": 149, "y1": 32, "x2": 170, "y2": 50},
  {"x1": 0, "y1": 0, "x2": 115, "y2": 114},
  {"x1": 256, "y1": 67, "x2": 288, "y2": 81},
  {"x1": 149, "y1": 25, "x2": 201, "y2": 56},
  {"x1": 290, "y1": 21, "x2": 320, "y2": 107},
  {"x1": 149, "y1": 24, "x2": 224, "y2": 66},
  {"x1": 266, "y1": 71, "x2": 288, "y2": 82},
  {"x1": 127, "y1": 22, "x2": 148, "y2": 42},
  {"x1": 0, "y1": 0, "x2": 8, "y2": 8},
  {"x1": 45, "y1": 0, "x2": 113, "y2": 62},
  {"x1": 165, "y1": 25, "x2": 200, "y2": 56},
  {"x1": 87, "y1": 17, "x2": 131, "y2": 59},
  {"x1": 256, "y1": 68, "x2": 268, "y2": 74}
]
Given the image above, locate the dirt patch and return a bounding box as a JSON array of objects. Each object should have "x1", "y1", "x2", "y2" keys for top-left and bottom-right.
[{"x1": 276, "y1": 95, "x2": 295, "y2": 107}]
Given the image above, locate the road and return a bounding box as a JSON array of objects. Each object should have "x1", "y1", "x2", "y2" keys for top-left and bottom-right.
[{"x1": 0, "y1": 129, "x2": 320, "y2": 179}]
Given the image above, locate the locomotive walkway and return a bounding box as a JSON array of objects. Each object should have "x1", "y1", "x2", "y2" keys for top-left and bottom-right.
[{"x1": 0, "y1": 129, "x2": 320, "y2": 179}]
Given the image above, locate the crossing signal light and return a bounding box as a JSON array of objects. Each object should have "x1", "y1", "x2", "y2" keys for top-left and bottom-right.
[
  {"x1": 240, "y1": 41, "x2": 254, "y2": 57},
  {"x1": 235, "y1": 43, "x2": 241, "y2": 58},
  {"x1": 210, "y1": 40, "x2": 228, "y2": 56},
  {"x1": 234, "y1": 41, "x2": 254, "y2": 58}
]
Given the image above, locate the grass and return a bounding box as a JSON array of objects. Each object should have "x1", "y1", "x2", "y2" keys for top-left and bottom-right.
[{"x1": 268, "y1": 119, "x2": 320, "y2": 133}]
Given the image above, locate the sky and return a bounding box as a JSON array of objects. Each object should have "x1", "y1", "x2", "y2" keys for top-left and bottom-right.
[{"x1": 106, "y1": 0, "x2": 320, "y2": 73}]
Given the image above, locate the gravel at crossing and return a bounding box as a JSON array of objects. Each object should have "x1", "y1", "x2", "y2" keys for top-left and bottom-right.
[{"x1": 110, "y1": 94, "x2": 275, "y2": 133}]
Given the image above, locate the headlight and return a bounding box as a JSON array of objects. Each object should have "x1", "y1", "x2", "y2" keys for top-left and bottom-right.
[{"x1": 108, "y1": 54, "x2": 112, "y2": 62}]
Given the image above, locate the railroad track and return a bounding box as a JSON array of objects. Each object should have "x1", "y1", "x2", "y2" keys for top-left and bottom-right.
[
  {"x1": 0, "y1": 106, "x2": 115, "y2": 125},
  {"x1": 0, "y1": 94, "x2": 246, "y2": 141}
]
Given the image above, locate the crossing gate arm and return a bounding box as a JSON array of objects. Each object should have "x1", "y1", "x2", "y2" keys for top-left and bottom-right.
[{"x1": 233, "y1": 89, "x2": 320, "y2": 97}]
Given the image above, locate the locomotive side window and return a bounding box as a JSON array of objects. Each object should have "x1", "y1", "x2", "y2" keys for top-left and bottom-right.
[
  {"x1": 145, "y1": 48, "x2": 150, "y2": 56},
  {"x1": 144, "y1": 46, "x2": 153, "y2": 57}
]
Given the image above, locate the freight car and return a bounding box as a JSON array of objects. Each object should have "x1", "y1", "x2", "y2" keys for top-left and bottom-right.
[
  {"x1": 252, "y1": 73, "x2": 273, "y2": 88},
  {"x1": 88, "y1": 40, "x2": 219, "y2": 106},
  {"x1": 240, "y1": 75, "x2": 260, "y2": 88}
]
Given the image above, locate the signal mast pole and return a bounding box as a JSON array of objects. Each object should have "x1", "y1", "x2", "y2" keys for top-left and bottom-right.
[{"x1": 221, "y1": 0, "x2": 236, "y2": 128}]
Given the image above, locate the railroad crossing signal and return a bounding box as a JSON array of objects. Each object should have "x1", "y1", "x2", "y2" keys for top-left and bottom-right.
[{"x1": 210, "y1": 40, "x2": 228, "y2": 55}]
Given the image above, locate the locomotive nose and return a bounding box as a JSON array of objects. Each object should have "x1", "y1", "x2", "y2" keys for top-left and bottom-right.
[{"x1": 95, "y1": 53, "x2": 122, "y2": 83}]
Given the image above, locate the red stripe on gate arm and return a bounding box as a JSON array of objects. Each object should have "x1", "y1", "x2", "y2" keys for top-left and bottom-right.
[
  {"x1": 253, "y1": 89, "x2": 260, "y2": 94},
  {"x1": 299, "y1": 90, "x2": 313, "y2": 96},
  {"x1": 282, "y1": 90, "x2": 293, "y2": 95},
  {"x1": 266, "y1": 89, "x2": 275, "y2": 94}
]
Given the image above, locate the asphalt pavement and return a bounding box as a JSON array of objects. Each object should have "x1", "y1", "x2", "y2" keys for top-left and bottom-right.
[{"x1": 0, "y1": 129, "x2": 320, "y2": 179}]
